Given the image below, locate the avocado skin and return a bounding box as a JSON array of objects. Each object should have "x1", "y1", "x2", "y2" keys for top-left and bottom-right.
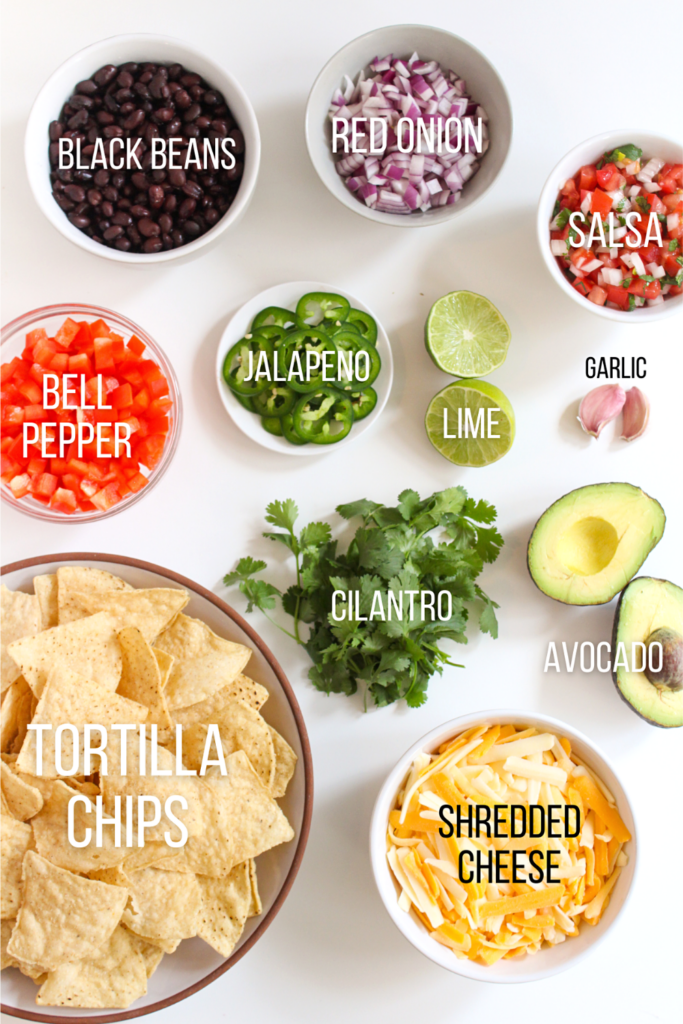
[
  {"x1": 527, "y1": 483, "x2": 666, "y2": 606},
  {"x1": 611, "y1": 577, "x2": 683, "y2": 728}
]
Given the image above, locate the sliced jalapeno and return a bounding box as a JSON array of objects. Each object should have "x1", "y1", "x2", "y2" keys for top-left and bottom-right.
[
  {"x1": 223, "y1": 335, "x2": 274, "y2": 397},
  {"x1": 350, "y1": 387, "x2": 378, "y2": 421},
  {"x1": 282, "y1": 413, "x2": 309, "y2": 445},
  {"x1": 261, "y1": 416, "x2": 284, "y2": 436},
  {"x1": 233, "y1": 392, "x2": 257, "y2": 412},
  {"x1": 280, "y1": 327, "x2": 338, "y2": 394},
  {"x1": 253, "y1": 384, "x2": 297, "y2": 418},
  {"x1": 332, "y1": 332, "x2": 381, "y2": 393},
  {"x1": 296, "y1": 292, "x2": 350, "y2": 326},
  {"x1": 292, "y1": 387, "x2": 354, "y2": 444},
  {"x1": 252, "y1": 306, "x2": 304, "y2": 330},
  {"x1": 326, "y1": 320, "x2": 361, "y2": 339},
  {"x1": 252, "y1": 324, "x2": 289, "y2": 347},
  {"x1": 347, "y1": 307, "x2": 378, "y2": 345}
]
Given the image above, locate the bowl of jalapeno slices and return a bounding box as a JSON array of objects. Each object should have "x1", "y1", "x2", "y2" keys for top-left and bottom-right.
[{"x1": 216, "y1": 281, "x2": 393, "y2": 454}]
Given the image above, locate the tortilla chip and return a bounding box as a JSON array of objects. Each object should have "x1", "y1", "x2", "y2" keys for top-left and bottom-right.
[
  {"x1": 36, "y1": 925, "x2": 147, "y2": 1008},
  {"x1": 1, "y1": 791, "x2": 11, "y2": 816},
  {"x1": 33, "y1": 574, "x2": 59, "y2": 630},
  {"x1": 57, "y1": 566, "x2": 132, "y2": 623},
  {"x1": 181, "y1": 699, "x2": 275, "y2": 789},
  {"x1": 0, "y1": 761, "x2": 43, "y2": 820},
  {"x1": 172, "y1": 675, "x2": 269, "y2": 731},
  {"x1": 122, "y1": 867, "x2": 202, "y2": 941},
  {"x1": 269, "y1": 726, "x2": 298, "y2": 799},
  {"x1": 117, "y1": 627, "x2": 173, "y2": 731},
  {"x1": 0, "y1": 677, "x2": 34, "y2": 755},
  {"x1": 2, "y1": 917, "x2": 16, "y2": 968},
  {"x1": 59, "y1": 587, "x2": 189, "y2": 644},
  {"x1": 187, "y1": 752, "x2": 293, "y2": 877},
  {"x1": 16, "y1": 667, "x2": 148, "y2": 778},
  {"x1": 1, "y1": 586, "x2": 41, "y2": 693},
  {"x1": 7, "y1": 612, "x2": 123, "y2": 697},
  {"x1": 196, "y1": 860, "x2": 252, "y2": 956},
  {"x1": 128, "y1": 931, "x2": 165, "y2": 978},
  {"x1": 153, "y1": 647, "x2": 174, "y2": 689},
  {"x1": 123, "y1": 841, "x2": 182, "y2": 873},
  {"x1": 155, "y1": 615, "x2": 251, "y2": 710},
  {"x1": 248, "y1": 858, "x2": 262, "y2": 917},
  {"x1": 101, "y1": 731, "x2": 204, "y2": 841},
  {"x1": 7, "y1": 850, "x2": 128, "y2": 971},
  {"x1": 32, "y1": 781, "x2": 126, "y2": 873},
  {"x1": 1, "y1": 815, "x2": 32, "y2": 918}
]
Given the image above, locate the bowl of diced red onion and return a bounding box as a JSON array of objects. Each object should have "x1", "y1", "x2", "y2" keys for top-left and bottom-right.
[
  {"x1": 537, "y1": 130, "x2": 683, "y2": 322},
  {"x1": 305, "y1": 25, "x2": 512, "y2": 226}
]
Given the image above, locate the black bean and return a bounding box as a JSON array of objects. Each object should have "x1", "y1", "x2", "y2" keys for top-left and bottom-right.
[
  {"x1": 183, "y1": 219, "x2": 200, "y2": 236},
  {"x1": 168, "y1": 168, "x2": 186, "y2": 187},
  {"x1": 137, "y1": 217, "x2": 160, "y2": 237},
  {"x1": 179, "y1": 197, "x2": 196, "y2": 218},
  {"x1": 76, "y1": 79, "x2": 99, "y2": 95},
  {"x1": 134, "y1": 81, "x2": 150, "y2": 99},
  {"x1": 69, "y1": 94, "x2": 94, "y2": 110},
  {"x1": 57, "y1": 168, "x2": 73, "y2": 183},
  {"x1": 68, "y1": 213, "x2": 91, "y2": 228},
  {"x1": 103, "y1": 225, "x2": 124, "y2": 240},
  {"x1": 74, "y1": 170, "x2": 94, "y2": 184},
  {"x1": 120, "y1": 62, "x2": 139, "y2": 75},
  {"x1": 49, "y1": 143, "x2": 60, "y2": 165},
  {"x1": 229, "y1": 129, "x2": 245, "y2": 154},
  {"x1": 184, "y1": 123, "x2": 200, "y2": 139},
  {"x1": 123, "y1": 109, "x2": 145, "y2": 130},
  {"x1": 53, "y1": 193, "x2": 74, "y2": 211},
  {"x1": 103, "y1": 124, "x2": 124, "y2": 138},
  {"x1": 94, "y1": 169, "x2": 110, "y2": 186},
  {"x1": 148, "y1": 185, "x2": 165, "y2": 206},
  {"x1": 171, "y1": 229, "x2": 184, "y2": 246},
  {"x1": 97, "y1": 110, "x2": 115, "y2": 125},
  {"x1": 112, "y1": 210, "x2": 133, "y2": 226},
  {"x1": 87, "y1": 189, "x2": 103, "y2": 205},
  {"x1": 94, "y1": 64, "x2": 118, "y2": 87},
  {"x1": 115, "y1": 237, "x2": 132, "y2": 251},
  {"x1": 117, "y1": 70, "x2": 134, "y2": 89},
  {"x1": 143, "y1": 237, "x2": 163, "y2": 253},
  {"x1": 131, "y1": 172, "x2": 148, "y2": 190},
  {"x1": 127, "y1": 225, "x2": 142, "y2": 244},
  {"x1": 103, "y1": 187, "x2": 119, "y2": 202},
  {"x1": 115, "y1": 88, "x2": 134, "y2": 103},
  {"x1": 101, "y1": 202, "x2": 114, "y2": 218},
  {"x1": 112, "y1": 172, "x2": 126, "y2": 189},
  {"x1": 119, "y1": 102, "x2": 136, "y2": 117},
  {"x1": 154, "y1": 107, "x2": 175, "y2": 123},
  {"x1": 49, "y1": 120, "x2": 64, "y2": 141},
  {"x1": 183, "y1": 103, "x2": 201, "y2": 123},
  {"x1": 104, "y1": 93, "x2": 119, "y2": 113},
  {"x1": 161, "y1": 232, "x2": 174, "y2": 250},
  {"x1": 205, "y1": 207, "x2": 220, "y2": 226},
  {"x1": 182, "y1": 180, "x2": 202, "y2": 199},
  {"x1": 67, "y1": 109, "x2": 89, "y2": 130},
  {"x1": 149, "y1": 73, "x2": 167, "y2": 99},
  {"x1": 174, "y1": 88, "x2": 191, "y2": 109},
  {"x1": 166, "y1": 118, "x2": 182, "y2": 136},
  {"x1": 180, "y1": 73, "x2": 201, "y2": 88},
  {"x1": 168, "y1": 63, "x2": 183, "y2": 80},
  {"x1": 158, "y1": 213, "x2": 173, "y2": 233},
  {"x1": 163, "y1": 194, "x2": 177, "y2": 213},
  {"x1": 203, "y1": 90, "x2": 220, "y2": 106},
  {"x1": 151, "y1": 169, "x2": 167, "y2": 183}
]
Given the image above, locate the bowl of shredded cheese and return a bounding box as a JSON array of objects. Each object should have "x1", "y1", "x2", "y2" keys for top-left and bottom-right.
[{"x1": 370, "y1": 711, "x2": 637, "y2": 982}]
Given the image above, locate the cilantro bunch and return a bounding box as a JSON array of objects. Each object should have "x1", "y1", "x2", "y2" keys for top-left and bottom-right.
[{"x1": 224, "y1": 487, "x2": 503, "y2": 708}]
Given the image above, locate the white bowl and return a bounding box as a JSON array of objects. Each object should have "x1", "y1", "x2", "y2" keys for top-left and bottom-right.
[
  {"x1": 537, "y1": 129, "x2": 683, "y2": 322},
  {"x1": 215, "y1": 281, "x2": 393, "y2": 456},
  {"x1": 370, "y1": 710, "x2": 638, "y2": 984},
  {"x1": 0, "y1": 553, "x2": 313, "y2": 1021},
  {"x1": 25, "y1": 34, "x2": 261, "y2": 265},
  {"x1": 305, "y1": 25, "x2": 512, "y2": 227}
]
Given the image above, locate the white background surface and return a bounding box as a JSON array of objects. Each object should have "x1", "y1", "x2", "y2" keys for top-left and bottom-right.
[{"x1": 1, "y1": 2, "x2": 682, "y2": 1022}]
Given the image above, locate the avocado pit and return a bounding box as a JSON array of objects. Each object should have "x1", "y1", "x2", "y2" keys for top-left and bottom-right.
[{"x1": 645, "y1": 627, "x2": 683, "y2": 691}]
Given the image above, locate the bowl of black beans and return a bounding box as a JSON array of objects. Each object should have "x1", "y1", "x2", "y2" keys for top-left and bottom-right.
[{"x1": 25, "y1": 34, "x2": 261, "y2": 263}]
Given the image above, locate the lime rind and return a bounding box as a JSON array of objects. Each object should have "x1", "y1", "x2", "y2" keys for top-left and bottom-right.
[
  {"x1": 425, "y1": 291, "x2": 511, "y2": 378},
  {"x1": 425, "y1": 379, "x2": 515, "y2": 467}
]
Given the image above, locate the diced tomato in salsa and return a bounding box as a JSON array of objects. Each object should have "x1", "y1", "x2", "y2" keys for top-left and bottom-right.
[
  {"x1": 0, "y1": 316, "x2": 172, "y2": 514},
  {"x1": 550, "y1": 144, "x2": 683, "y2": 310}
]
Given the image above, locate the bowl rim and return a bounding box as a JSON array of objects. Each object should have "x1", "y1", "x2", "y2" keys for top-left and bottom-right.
[
  {"x1": 536, "y1": 127, "x2": 683, "y2": 323},
  {"x1": 304, "y1": 23, "x2": 513, "y2": 228},
  {"x1": 25, "y1": 32, "x2": 261, "y2": 264},
  {"x1": 0, "y1": 303, "x2": 183, "y2": 523},
  {"x1": 214, "y1": 279, "x2": 394, "y2": 456},
  {"x1": 369, "y1": 709, "x2": 638, "y2": 984},
  {"x1": 0, "y1": 551, "x2": 314, "y2": 1024}
]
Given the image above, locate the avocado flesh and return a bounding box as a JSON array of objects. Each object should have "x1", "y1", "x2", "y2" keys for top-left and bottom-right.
[
  {"x1": 527, "y1": 483, "x2": 665, "y2": 605},
  {"x1": 612, "y1": 577, "x2": 683, "y2": 728}
]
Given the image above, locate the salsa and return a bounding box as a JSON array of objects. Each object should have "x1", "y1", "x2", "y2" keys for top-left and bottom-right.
[
  {"x1": 1, "y1": 315, "x2": 172, "y2": 514},
  {"x1": 549, "y1": 143, "x2": 683, "y2": 310}
]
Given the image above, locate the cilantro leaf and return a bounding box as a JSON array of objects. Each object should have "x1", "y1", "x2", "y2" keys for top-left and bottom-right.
[
  {"x1": 603, "y1": 144, "x2": 642, "y2": 164},
  {"x1": 223, "y1": 556, "x2": 267, "y2": 586},
  {"x1": 300, "y1": 521, "x2": 332, "y2": 549},
  {"x1": 240, "y1": 578, "x2": 280, "y2": 613},
  {"x1": 336, "y1": 498, "x2": 381, "y2": 520},
  {"x1": 265, "y1": 499, "x2": 299, "y2": 532}
]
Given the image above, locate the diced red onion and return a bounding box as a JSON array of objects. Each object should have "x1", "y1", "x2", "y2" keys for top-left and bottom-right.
[{"x1": 328, "y1": 51, "x2": 488, "y2": 215}]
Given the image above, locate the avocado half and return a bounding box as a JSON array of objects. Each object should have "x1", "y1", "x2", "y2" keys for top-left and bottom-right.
[
  {"x1": 527, "y1": 483, "x2": 665, "y2": 605},
  {"x1": 612, "y1": 577, "x2": 683, "y2": 728}
]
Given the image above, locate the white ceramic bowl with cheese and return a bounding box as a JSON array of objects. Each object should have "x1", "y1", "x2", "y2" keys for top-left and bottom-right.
[{"x1": 369, "y1": 710, "x2": 637, "y2": 983}]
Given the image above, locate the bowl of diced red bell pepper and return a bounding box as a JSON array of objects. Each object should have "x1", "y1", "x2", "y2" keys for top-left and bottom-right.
[{"x1": 1, "y1": 304, "x2": 181, "y2": 521}]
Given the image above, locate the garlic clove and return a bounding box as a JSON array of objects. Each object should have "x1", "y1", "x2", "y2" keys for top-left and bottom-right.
[
  {"x1": 620, "y1": 386, "x2": 650, "y2": 441},
  {"x1": 578, "y1": 384, "x2": 626, "y2": 438}
]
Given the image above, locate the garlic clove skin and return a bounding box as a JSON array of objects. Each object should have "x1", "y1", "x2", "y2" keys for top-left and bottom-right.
[
  {"x1": 620, "y1": 386, "x2": 650, "y2": 441},
  {"x1": 578, "y1": 384, "x2": 626, "y2": 438}
]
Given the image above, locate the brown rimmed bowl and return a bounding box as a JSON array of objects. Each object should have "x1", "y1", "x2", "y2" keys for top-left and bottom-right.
[{"x1": 0, "y1": 553, "x2": 313, "y2": 1023}]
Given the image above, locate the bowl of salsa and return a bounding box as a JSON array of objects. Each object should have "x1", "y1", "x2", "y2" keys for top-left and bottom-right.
[
  {"x1": 1, "y1": 304, "x2": 181, "y2": 522},
  {"x1": 537, "y1": 130, "x2": 683, "y2": 322}
]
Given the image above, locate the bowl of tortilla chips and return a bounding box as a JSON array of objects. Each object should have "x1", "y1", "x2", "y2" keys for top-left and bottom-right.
[{"x1": 0, "y1": 555, "x2": 313, "y2": 1021}]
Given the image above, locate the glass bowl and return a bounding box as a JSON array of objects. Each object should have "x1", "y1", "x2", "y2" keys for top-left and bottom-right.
[{"x1": 1, "y1": 303, "x2": 182, "y2": 523}]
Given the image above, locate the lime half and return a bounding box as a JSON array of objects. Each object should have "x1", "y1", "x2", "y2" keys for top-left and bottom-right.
[
  {"x1": 425, "y1": 379, "x2": 515, "y2": 466},
  {"x1": 425, "y1": 291, "x2": 511, "y2": 377}
]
